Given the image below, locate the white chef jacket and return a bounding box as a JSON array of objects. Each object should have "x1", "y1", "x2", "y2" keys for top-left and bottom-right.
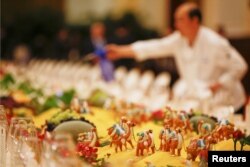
[{"x1": 132, "y1": 26, "x2": 248, "y2": 111}]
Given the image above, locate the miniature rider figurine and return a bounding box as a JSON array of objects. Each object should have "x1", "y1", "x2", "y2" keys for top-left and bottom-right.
[
  {"x1": 196, "y1": 136, "x2": 208, "y2": 167},
  {"x1": 80, "y1": 100, "x2": 91, "y2": 113},
  {"x1": 120, "y1": 116, "x2": 129, "y2": 132},
  {"x1": 147, "y1": 129, "x2": 155, "y2": 154},
  {"x1": 169, "y1": 129, "x2": 178, "y2": 156},
  {"x1": 78, "y1": 128, "x2": 98, "y2": 147},
  {"x1": 88, "y1": 128, "x2": 98, "y2": 147},
  {"x1": 177, "y1": 128, "x2": 184, "y2": 156},
  {"x1": 198, "y1": 120, "x2": 212, "y2": 137},
  {"x1": 159, "y1": 124, "x2": 171, "y2": 151},
  {"x1": 70, "y1": 96, "x2": 80, "y2": 113},
  {"x1": 219, "y1": 119, "x2": 230, "y2": 126}
]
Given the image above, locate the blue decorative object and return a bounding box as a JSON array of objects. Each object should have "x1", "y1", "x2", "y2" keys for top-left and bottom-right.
[{"x1": 94, "y1": 44, "x2": 114, "y2": 82}]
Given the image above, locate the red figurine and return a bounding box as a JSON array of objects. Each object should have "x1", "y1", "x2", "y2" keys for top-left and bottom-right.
[{"x1": 136, "y1": 130, "x2": 155, "y2": 156}]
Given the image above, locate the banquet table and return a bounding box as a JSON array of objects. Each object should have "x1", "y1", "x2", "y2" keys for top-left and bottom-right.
[{"x1": 33, "y1": 107, "x2": 250, "y2": 167}]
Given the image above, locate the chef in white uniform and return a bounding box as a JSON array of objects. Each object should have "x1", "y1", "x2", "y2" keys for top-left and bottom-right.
[{"x1": 107, "y1": 2, "x2": 248, "y2": 112}]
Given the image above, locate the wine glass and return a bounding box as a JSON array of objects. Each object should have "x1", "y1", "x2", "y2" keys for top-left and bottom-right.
[
  {"x1": 19, "y1": 135, "x2": 42, "y2": 167},
  {"x1": 7, "y1": 117, "x2": 33, "y2": 151},
  {"x1": 6, "y1": 117, "x2": 33, "y2": 167}
]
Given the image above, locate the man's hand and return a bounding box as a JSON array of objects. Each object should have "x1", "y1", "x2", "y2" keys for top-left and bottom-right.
[
  {"x1": 209, "y1": 82, "x2": 222, "y2": 94},
  {"x1": 106, "y1": 44, "x2": 120, "y2": 60},
  {"x1": 106, "y1": 44, "x2": 135, "y2": 60}
]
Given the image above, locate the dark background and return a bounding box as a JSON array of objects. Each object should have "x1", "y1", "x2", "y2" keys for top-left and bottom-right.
[{"x1": 1, "y1": 0, "x2": 250, "y2": 95}]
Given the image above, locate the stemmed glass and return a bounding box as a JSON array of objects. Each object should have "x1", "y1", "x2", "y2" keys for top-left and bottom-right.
[
  {"x1": 18, "y1": 123, "x2": 42, "y2": 167},
  {"x1": 6, "y1": 117, "x2": 33, "y2": 167},
  {"x1": 7, "y1": 117, "x2": 33, "y2": 151}
]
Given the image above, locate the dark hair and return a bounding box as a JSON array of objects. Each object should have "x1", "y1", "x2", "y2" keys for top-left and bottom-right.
[{"x1": 188, "y1": 8, "x2": 202, "y2": 23}]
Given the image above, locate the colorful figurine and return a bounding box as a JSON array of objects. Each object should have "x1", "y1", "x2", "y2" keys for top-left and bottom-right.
[
  {"x1": 186, "y1": 138, "x2": 200, "y2": 161},
  {"x1": 77, "y1": 128, "x2": 98, "y2": 147},
  {"x1": 179, "y1": 111, "x2": 193, "y2": 133},
  {"x1": 71, "y1": 97, "x2": 92, "y2": 114},
  {"x1": 159, "y1": 124, "x2": 171, "y2": 152},
  {"x1": 103, "y1": 98, "x2": 113, "y2": 110},
  {"x1": 204, "y1": 134, "x2": 217, "y2": 151},
  {"x1": 80, "y1": 100, "x2": 91, "y2": 114},
  {"x1": 120, "y1": 116, "x2": 129, "y2": 132},
  {"x1": 107, "y1": 118, "x2": 136, "y2": 153},
  {"x1": 123, "y1": 121, "x2": 136, "y2": 149},
  {"x1": 186, "y1": 134, "x2": 217, "y2": 162},
  {"x1": 163, "y1": 110, "x2": 192, "y2": 134},
  {"x1": 107, "y1": 123, "x2": 126, "y2": 152},
  {"x1": 198, "y1": 120, "x2": 212, "y2": 137},
  {"x1": 135, "y1": 131, "x2": 147, "y2": 156},
  {"x1": 136, "y1": 130, "x2": 155, "y2": 156},
  {"x1": 169, "y1": 129, "x2": 178, "y2": 156},
  {"x1": 213, "y1": 119, "x2": 234, "y2": 141},
  {"x1": 70, "y1": 96, "x2": 81, "y2": 113},
  {"x1": 198, "y1": 141, "x2": 208, "y2": 167},
  {"x1": 176, "y1": 128, "x2": 184, "y2": 156},
  {"x1": 146, "y1": 130, "x2": 155, "y2": 154},
  {"x1": 88, "y1": 128, "x2": 98, "y2": 147}
]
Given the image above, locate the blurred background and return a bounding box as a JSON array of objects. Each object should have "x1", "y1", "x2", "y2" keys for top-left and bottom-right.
[{"x1": 1, "y1": 0, "x2": 250, "y2": 93}]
